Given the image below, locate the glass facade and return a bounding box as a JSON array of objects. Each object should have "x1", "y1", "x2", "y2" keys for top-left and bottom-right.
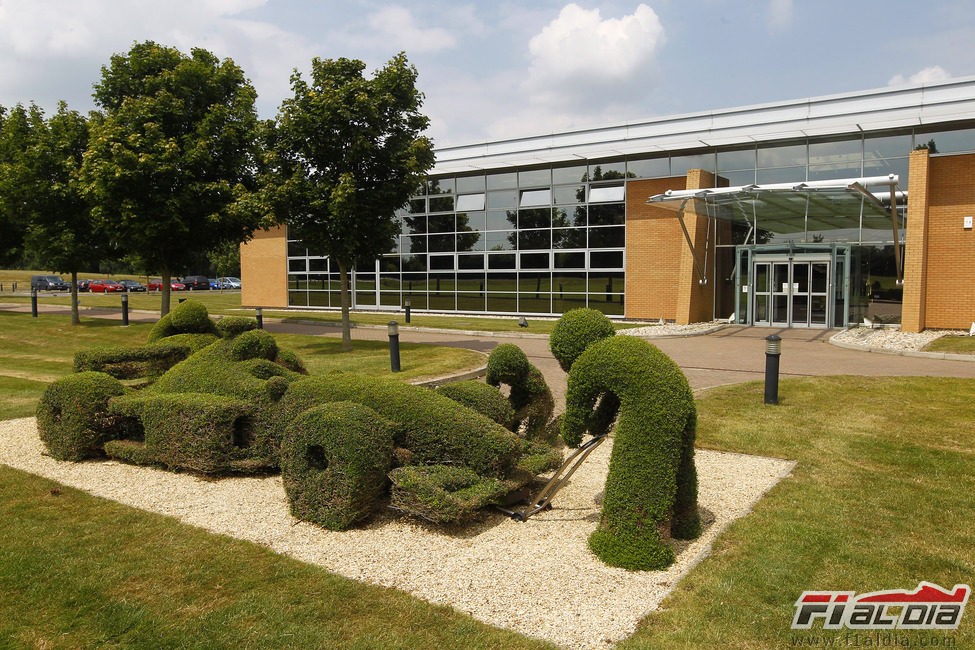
[{"x1": 285, "y1": 122, "x2": 975, "y2": 320}]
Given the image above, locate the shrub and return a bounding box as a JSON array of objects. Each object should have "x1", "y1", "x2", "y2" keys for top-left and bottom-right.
[
  {"x1": 562, "y1": 335, "x2": 700, "y2": 570},
  {"x1": 281, "y1": 402, "x2": 394, "y2": 530},
  {"x1": 549, "y1": 308, "x2": 615, "y2": 372},
  {"x1": 230, "y1": 329, "x2": 278, "y2": 361},
  {"x1": 103, "y1": 439, "x2": 157, "y2": 466},
  {"x1": 388, "y1": 465, "x2": 508, "y2": 523},
  {"x1": 160, "y1": 333, "x2": 220, "y2": 353},
  {"x1": 515, "y1": 440, "x2": 563, "y2": 475},
  {"x1": 486, "y1": 344, "x2": 555, "y2": 442},
  {"x1": 169, "y1": 299, "x2": 217, "y2": 334},
  {"x1": 217, "y1": 316, "x2": 258, "y2": 338},
  {"x1": 146, "y1": 313, "x2": 175, "y2": 343},
  {"x1": 280, "y1": 374, "x2": 524, "y2": 478},
  {"x1": 74, "y1": 342, "x2": 193, "y2": 379},
  {"x1": 36, "y1": 371, "x2": 126, "y2": 461},
  {"x1": 136, "y1": 392, "x2": 251, "y2": 473},
  {"x1": 436, "y1": 380, "x2": 514, "y2": 427},
  {"x1": 274, "y1": 348, "x2": 308, "y2": 375}
]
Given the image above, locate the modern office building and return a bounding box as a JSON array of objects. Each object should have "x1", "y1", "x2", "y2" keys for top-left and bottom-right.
[{"x1": 241, "y1": 76, "x2": 975, "y2": 331}]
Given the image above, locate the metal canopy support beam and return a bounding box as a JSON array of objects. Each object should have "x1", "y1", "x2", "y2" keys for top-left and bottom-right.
[
  {"x1": 676, "y1": 199, "x2": 709, "y2": 285},
  {"x1": 850, "y1": 181, "x2": 904, "y2": 284}
]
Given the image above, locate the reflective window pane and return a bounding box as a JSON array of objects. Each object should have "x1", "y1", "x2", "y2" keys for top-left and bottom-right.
[
  {"x1": 590, "y1": 251, "x2": 624, "y2": 269},
  {"x1": 429, "y1": 195, "x2": 454, "y2": 212},
  {"x1": 486, "y1": 189, "x2": 518, "y2": 209},
  {"x1": 456, "y1": 175, "x2": 485, "y2": 193},
  {"x1": 487, "y1": 253, "x2": 516, "y2": 269},
  {"x1": 429, "y1": 255, "x2": 454, "y2": 270},
  {"x1": 758, "y1": 142, "x2": 806, "y2": 168},
  {"x1": 409, "y1": 198, "x2": 425, "y2": 214},
  {"x1": 456, "y1": 211, "x2": 485, "y2": 232},
  {"x1": 456, "y1": 193, "x2": 485, "y2": 211},
  {"x1": 589, "y1": 226, "x2": 625, "y2": 248},
  {"x1": 519, "y1": 168, "x2": 551, "y2": 187},
  {"x1": 487, "y1": 293, "x2": 517, "y2": 312},
  {"x1": 458, "y1": 254, "x2": 484, "y2": 270},
  {"x1": 519, "y1": 229, "x2": 550, "y2": 250},
  {"x1": 717, "y1": 148, "x2": 756, "y2": 170},
  {"x1": 553, "y1": 228, "x2": 586, "y2": 249},
  {"x1": 486, "y1": 273, "x2": 515, "y2": 292},
  {"x1": 627, "y1": 156, "x2": 669, "y2": 178},
  {"x1": 455, "y1": 230, "x2": 484, "y2": 252},
  {"x1": 552, "y1": 164, "x2": 587, "y2": 184},
  {"x1": 428, "y1": 177, "x2": 455, "y2": 195},
  {"x1": 672, "y1": 152, "x2": 715, "y2": 175},
  {"x1": 486, "y1": 231, "x2": 515, "y2": 251},
  {"x1": 520, "y1": 252, "x2": 549, "y2": 269},
  {"x1": 486, "y1": 171, "x2": 517, "y2": 190},
  {"x1": 486, "y1": 210, "x2": 514, "y2": 230},
  {"x1": 555, "y1": 252, "x2": 585, "y2": 268},
  {"x1": 428, "y1": 214, "x2": 454, "y2": 233},
  {"x1": 757, "y1": 166, "x2": 806, "y2": 184},
  {"x1": 588, "y1": 203, "x2": 625, "y2": 226},
  {"x1": 916, "y1": 127, "x2": 975, "y2": 154},
  {"x1": 457, "y1": 293, "x2": 485, "y2": 311},
  {"x1": 809, "y1": 137, "x2": 861, "y2": 166},
  {"x1": 519, "y1": 208, "x2": 551, "y2": 229},
  {"x1": 588, "y1": 185, "x2": 625, "y2": 203},
  {"x1": 428, "y1": 233, "x2": 454, "y2": 252},
  {"x1": 520, "y1": 188, "x2": 551, "y2": 207},
  {"x1": 864, "y1": 133, "x2": 912, "y2": 160},
  {"x1": 553, "y1": 185, "x2": 586, "y2": 205},
  {"x1": 588, "y1": 160, "x2": 626, "y2": 180}
]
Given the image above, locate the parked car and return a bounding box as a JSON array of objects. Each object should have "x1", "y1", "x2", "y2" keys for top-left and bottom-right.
[
  {"x1": 181, "y1": 275, "x2": 211, "y2": 291},
  {"x1": 148, "y1": 279, "x2": 186, "y2": 292},
  {"x1": 78, "y1": 279, "x2": 92, "y2": 292},
  {"x1": 208, "y1": 278, "x2": 221, "y2": 290},
  {"x1": 89, "y1": 279, "x2": 125, "y2": 293},
  {"x1": 30, "y1": 275, "x2": 71, "y2": 292},
  {"x1": 117, "y1": 280, "x2": 147, "y2": 293},
  {"x1": 216, "y1": 276, "x2": 242, "y2": 290}
]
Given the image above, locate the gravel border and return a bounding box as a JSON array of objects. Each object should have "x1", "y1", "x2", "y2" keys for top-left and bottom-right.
[
  {"x1": 829, "y1": 327, "x2": 974, "y2": 361},
  {"x1": 1, "y1": 417, "x2": 793, "y2": 649}
]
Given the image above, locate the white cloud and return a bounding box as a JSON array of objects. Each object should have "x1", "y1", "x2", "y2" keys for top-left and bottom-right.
[
  {"x1": 524, "y1": 3, "x2": 665, "y2": 113},
  {"x1": 768, "y1": 0, "x2": 793, "y2": 33},
  {"x1": 888, "y1": 65, "x2": 952, "y2": 86},
  {"x1": 366, "y1": 6, "x2": 456, "y2": 53}
]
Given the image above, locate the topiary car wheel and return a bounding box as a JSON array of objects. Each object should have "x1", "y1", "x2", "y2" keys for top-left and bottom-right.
[
  {"x1": 36, "y1": 371, "x2": 126, "y2": 461},
  {"x1": 281, "y1": 402, "x2": 394, "y2": 530}
]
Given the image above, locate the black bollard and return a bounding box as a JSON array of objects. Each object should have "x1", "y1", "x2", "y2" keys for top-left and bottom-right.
[
  {"x1": 31, "y1": 288, "x2": 38, "y2": 318},
  {"x1": 255, "y1": 307, "x2": 263, "y2": 329},
  {"x1": 121, "y1": 293, "x2": 129, "y2": 326},
  {"x1": 388, "y1": 321, "x2": 401, "y2": 373},
  {"x1": 404, "y1": 297, "x2": 411, "y2": 324},
  {"x1": 764, "y1": 334, "x2": 781, "y2": 405}
]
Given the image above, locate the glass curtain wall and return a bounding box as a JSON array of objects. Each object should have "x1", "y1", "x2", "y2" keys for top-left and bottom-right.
[{"x1": 286, "y1": 122, "x2": 975, "y2": 317}]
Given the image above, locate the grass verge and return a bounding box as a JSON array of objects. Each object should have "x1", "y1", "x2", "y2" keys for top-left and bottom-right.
[
  {"x1": 923, "y1": 334, "x2": 975, "y2": 355},
  {"x1": 0, "y1": 311, "x2": 484, "y2": 419},
  {"x1": 0, "y1": 466, "x2": 551, "y2": 649},
  {"x1": 622, "y1": 375, "x2": 975, "y2": 648}
]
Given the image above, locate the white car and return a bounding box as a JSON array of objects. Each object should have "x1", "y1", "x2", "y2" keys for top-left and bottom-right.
[{"x1": 217, "y1": 276, "x2": 242, "y2": 290}]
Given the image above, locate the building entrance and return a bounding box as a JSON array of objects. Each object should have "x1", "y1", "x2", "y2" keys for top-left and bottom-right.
[{"x1": 750, "y1": 254, "x2": 832, "y2": 328}]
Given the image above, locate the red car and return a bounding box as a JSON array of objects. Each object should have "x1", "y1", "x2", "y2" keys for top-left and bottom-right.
[
  {"x1": 88, "y1": 279, "x2": 125, "y2": 293},
  {"x1": 148, "y1": 279, "x2": 186, "y2": 291}
]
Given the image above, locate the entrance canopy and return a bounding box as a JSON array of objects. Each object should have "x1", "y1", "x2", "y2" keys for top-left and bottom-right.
[{"x1": 645, "y1": 175, "x2": 906, "y2": 285}]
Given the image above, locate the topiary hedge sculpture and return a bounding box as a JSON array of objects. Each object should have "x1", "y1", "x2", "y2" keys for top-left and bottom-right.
[
  {"x1": 549, "y1": 307, "x2": 615, "y2": 372},
  {"x1": 436, "y1": 380, "x2": 515, "y2": 427},
  {"x1": 282, "y1": 402, "x2": 394, "y2": 530},
  {"x1": 562, "y1": 334, "x2": 701, "y2": 570},
  {"x1": 486, "y1": 343, "x2": 556, "y2": 443},
  {"x1": 36, "y1": 300, "x2": 564, "y2": 531}
]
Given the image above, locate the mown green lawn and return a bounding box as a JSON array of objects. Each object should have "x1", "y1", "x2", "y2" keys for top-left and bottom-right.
[
  {"x1": 924, "y1": 334, "x2": 975, "y2": 355},
  {"x1": 0, "y1": 311, "x2": 484, "y2": 420}
]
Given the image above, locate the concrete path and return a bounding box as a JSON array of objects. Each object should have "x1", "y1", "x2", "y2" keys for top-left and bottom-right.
[{"x1": 5, "y1": 304, "x2": 975, "y2": 404}]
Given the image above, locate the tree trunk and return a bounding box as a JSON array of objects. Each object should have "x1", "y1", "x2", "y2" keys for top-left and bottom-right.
[
  {"x1": 338, "y1": 260, "x2": 353, "y2": 351},
  {"x1": 161, "y1": 268, "x2": 171, "y2": 316},
  {"x1": 70, "y1": 270, "x2": 80, "y2": 326}
]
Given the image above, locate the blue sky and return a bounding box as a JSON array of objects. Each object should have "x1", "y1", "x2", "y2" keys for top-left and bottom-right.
[{"x1": 1, "y1": 0, "x2": 974, "y2": 148}]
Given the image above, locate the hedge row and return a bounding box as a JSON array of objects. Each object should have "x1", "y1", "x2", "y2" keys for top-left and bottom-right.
[
  {"x1": 74, "y1": 342, "x2": 194, "y2": 379},
  {"x1": 36, "y1": 371, "x2": 127, "y2": 461},
  {"x1": 562, "y1": 334, "x2": 700, "y2": 570},
  {"x1": 388, "y1": 465, "x2": 508, "y2": 523},
  {"x1": 436, "y1": 380, "x2": 514, "y2": 427}
]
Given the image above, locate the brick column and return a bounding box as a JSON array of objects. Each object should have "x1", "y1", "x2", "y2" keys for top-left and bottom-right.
[
  {"x1": 675, "y1": 169, "x2": 717, "y2": 324},
  {"x1": 900, "y1": 150, "x2": 930, "y2": 332}
]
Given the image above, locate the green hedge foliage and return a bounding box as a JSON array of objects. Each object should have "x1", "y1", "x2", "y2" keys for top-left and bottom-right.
[
  {"x1": 74, "y1": 343, "x2": 193, "y2": 379},
  {"x1": 388, "y1": 465, "x2": 508, "y2": 523},
  {"x1": 147, "y1": 299, "x2": 219, "y2": 343},
  {"x1": 127, "y1": 393, "x2": 251, "y2": 473},
  {"x1": 436, "y1": 380, "x2": 515, "y2": 427},
  {"x1": 282, "y1": 402, "x2": 394, "y2": 530},
  {"x1": 36, "y1": 371, "x2": 126, "y2": 461},
  {"x1": 562, "y1": 335, "x2": 700, "y2": 570},
  {"x1": 486, "y1": 343, "x2": 555, "y2": 443},
  {"x1": 549, "y1": 308, "x2": 615, "y2": 372},
  {"x1": 280, "y1": 374, "x2": 524, "y2": 480},
  {"x1": 230, "y1": 329, "x2": 277, "y2": 361},
  {"x1": 103, "y1": 439, "x2": 157, "y2": 467},
  {"x1": 217, "y1": 316, "x2": 258, "y2": 338}
]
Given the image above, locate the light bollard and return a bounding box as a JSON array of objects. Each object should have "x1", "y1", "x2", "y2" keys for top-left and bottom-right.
[
  {"x1": 764, "y1": 334, "x2": 782, "y2": 405},
  {"x1": 255, "y1": 307, "x2": 263, "y2": 329},
  {"x1": 388, "y1": 320, "x2": 401, "y2": 373},
  {"x1": 31, "y1": 288, "x2": 38, "y2": 318},
  {"x1": 121, "y1": 293, "x2": 129, "y2": 326},
  {"x1": 404, "y1": 297, "x2": 411, "y2": 324}
]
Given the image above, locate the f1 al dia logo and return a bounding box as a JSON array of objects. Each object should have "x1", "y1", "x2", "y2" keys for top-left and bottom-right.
[{"x1": 792, "y1": 582, "x2": 970, "y2": 630}]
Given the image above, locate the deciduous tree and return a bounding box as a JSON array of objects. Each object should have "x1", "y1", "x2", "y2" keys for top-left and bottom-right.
[
  {"x1": 82, "y1": 41, "x2": 262, "y2": 316},
  {"x1": 265, "y1": 53, "x2": 434, "y2": 350}
]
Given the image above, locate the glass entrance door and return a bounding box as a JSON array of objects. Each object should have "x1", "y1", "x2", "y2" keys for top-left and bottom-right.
[{"x1": 751, "y1": 256, "x2": 831, "y2": 327}]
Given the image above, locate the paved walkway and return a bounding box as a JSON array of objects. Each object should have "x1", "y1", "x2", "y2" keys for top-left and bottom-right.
[{"x1": 5, "y1": 304, "x2": 975, "y2": 404}]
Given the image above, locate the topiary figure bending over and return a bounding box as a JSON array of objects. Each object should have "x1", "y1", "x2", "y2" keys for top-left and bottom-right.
[
  {"x1": 485, "y1": 343, "x2": 555, "y2": 443},
  {"x1": 560, "y1": 326, "x2": 701, "y2": 570}
]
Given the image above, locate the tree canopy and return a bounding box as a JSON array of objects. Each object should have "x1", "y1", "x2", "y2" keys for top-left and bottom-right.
[
  {"x1": 81, "y1": 41, "x2": 262, "y2": 315},
  {"x1": 265, "y1": 53, "x2": 435, "y2": 349},
  {"x1": 20, "y1": 103, "x2": 101, "y2": 324},
  {"x1": 0, "y1": 104, "x2": 39, "y2": 266}
]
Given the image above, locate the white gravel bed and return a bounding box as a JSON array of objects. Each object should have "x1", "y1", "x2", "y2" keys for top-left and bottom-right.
[
  {"x1": 622, "y1": 321, "x2": 727, "y2": 337},
  {"x1": 830, "y1": 326, "x2": 966, "y2": 351},
  {"x1": 0, "y1": 417, "x2": 793, "y2": 649}
]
